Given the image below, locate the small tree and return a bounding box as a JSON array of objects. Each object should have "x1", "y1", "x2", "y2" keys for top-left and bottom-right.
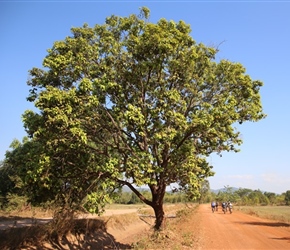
[
  {"x1": 0, "y1": 160, "x2": 16, "y2": 199},
  {"x1": 285, "y1": 190, "x2": 290, "y2": 205},
  {"x1": 264, "y1": 192, "x2": 277, "y2": 205},
  {"x1": 23, "y1": 7, "x2": 265, "y2": 230},
  {"x1": 199, "y1": 180, "x2": 210, "y2": 204}
]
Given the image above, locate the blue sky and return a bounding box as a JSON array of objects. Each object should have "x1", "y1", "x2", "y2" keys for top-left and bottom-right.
[{"x1": 1, "y1": 1, "x2": 289, "y2": 194}]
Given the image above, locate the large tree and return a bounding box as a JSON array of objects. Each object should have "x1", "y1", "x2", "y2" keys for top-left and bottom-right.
[{"x1": 22, "y1": 7, "x2": 265, "y2": 230}]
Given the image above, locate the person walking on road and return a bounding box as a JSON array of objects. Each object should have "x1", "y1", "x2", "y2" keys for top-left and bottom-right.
[
  {"x1": 215, "y1": 201, "x2": 219, "y2": 211},
  {"x1": 222, "y1": 201, "x2": 227, "y2": 214},
  {"x1": 227, "y1": 201, "x2": 233, "y2": 214},
  {"x1": 211, "y1": 201, "x2": 216, "y2": 213}
]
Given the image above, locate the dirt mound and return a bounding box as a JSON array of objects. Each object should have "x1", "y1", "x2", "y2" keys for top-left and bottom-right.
[
  {"x1": 0, "y1": 207, "x2": 156, "y2": 249},
  {"x1": 0, "y1": 217, "x2": 135, "y2": 249}
]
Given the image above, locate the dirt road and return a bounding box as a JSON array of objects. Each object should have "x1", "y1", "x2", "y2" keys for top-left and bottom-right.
[{"x1": 197, "y1": 204, "x2": 290, "y2": 249}]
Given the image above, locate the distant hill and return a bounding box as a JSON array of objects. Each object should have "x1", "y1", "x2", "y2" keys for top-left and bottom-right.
[{"x1": 211, "y1": 187, "x2": 239, "y2": 194}]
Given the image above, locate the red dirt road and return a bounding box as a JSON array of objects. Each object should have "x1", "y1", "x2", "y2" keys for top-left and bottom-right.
[{"x1": 197, "y1": 204, "x2": 290, "y2": 249}]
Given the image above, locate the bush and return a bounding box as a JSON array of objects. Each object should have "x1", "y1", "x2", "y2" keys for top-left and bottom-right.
[{"x1": 4, "y1": 194, "x2": 29, "y2": 211}]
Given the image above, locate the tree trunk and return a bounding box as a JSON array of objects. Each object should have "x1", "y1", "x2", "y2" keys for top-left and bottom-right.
[
  {"x1": 151, "y1": 182, "x2": 166, "y2": 230},
  {"x1": 153, "y1": 202, "x2": 165, "y2": 230},
  {"x1": 119, "y1": 179, "x2": 167, "y2": 230}
]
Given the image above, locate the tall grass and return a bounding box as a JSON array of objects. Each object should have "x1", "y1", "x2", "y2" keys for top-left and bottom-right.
[{"x1": 236, "y1": 206, "x2": 290, "y2": 223}]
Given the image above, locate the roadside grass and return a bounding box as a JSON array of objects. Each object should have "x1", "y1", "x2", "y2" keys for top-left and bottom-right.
[
  {"x1": 0, "y1": 206, "x2": 53, "y2": 220},
  {"x1": 236, "y1": 206, "x2": 290, "y2": 223},
  {"x1": 104, "y1": 212, "x2": 142, "y2": 229},
  {"x1": 132, "y1": 203, "x2": 200, "y2": 250}
]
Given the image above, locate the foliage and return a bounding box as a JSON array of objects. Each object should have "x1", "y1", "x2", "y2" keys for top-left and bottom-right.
[
  {"x1": 16, "y1": 7, "x2": 265, "y2": 229},
  {"x1": 211, "y1": 187, "x2": 287, "y2": 206},
  {"x1": 214, "y1": 185, "x2": 239, "y2": 203},
  {"x1": 285, "y1": 190, "x2": 290, "y2": 205},
  {"x1": 4, "y1": 194, "x2": 29, "y2": 211},
  {"x1": 248, "y1": 190, "x2": 270, "y2": 205},
  {"x1": 4, "y1": 138, "x2": 56, "y2": 205},
  {"x1": 0, "y1": 161, "x2": 16, "y2": 199},
  {"x1": 4, "y1": 136, "x2": 116, "y2": 215},
  {"x1": 264, "y1": 192, "x2": 277, "y2": 205},
  {"x1": 198, "y1": 179, "x2": 211, "y2": 203}
]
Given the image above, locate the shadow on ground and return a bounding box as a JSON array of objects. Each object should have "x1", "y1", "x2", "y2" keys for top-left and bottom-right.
[
  {"x1": 0, "y1": 218, "x2": 132, "y2": 250},
  {"x1": 236, "y1": 221, "x2": 290, "y2": 228},
  {"x1": 270, "y1": 237, "x2": 290, "y2": 243}
]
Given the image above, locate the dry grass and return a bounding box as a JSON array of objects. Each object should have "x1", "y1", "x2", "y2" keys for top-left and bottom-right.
[
  {"x1": 0, "y1": 206, "x2": 53, "y2": 220},
  {"x1": 132, "y1": 203, "x2": 200, "y2": 250},
  {"x1": 0, "y1": 209, "x2": 132, "y2": 249},
  {"x1": 236, "y1": 206, "x2": 290, "y2": 223},
  {"x1": 104, "y1": 212, "x2": 141, "y2": 230},
  {"x1": 0, "y1": 203, "x2": 200, "y2": 249}
]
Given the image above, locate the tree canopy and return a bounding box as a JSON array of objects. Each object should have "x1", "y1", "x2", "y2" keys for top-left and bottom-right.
[{"x1": 20, "y1": 7, "x2": 265, "y2": 229}]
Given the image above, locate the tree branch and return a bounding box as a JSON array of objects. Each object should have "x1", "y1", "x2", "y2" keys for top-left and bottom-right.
[{"x1": 117, "y1": 179, "x2": 153, "y2": 207}]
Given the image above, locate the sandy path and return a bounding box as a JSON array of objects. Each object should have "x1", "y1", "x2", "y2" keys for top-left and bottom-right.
[{"x1": 198, "y1": 204, "x2": 290, "y2": 249}]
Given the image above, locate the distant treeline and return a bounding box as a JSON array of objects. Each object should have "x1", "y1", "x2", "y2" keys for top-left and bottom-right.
[
  {"x1": 200, "y1": 186, "x2": 290, "y2": 206},
  {"x1": 108, "y1": 187, "x2": 290, "y2": 206}
]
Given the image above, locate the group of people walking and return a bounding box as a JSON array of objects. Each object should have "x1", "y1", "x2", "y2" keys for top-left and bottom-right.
[{"x1": 211, "y1": 201, "x2": 233, "y2": 214}]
